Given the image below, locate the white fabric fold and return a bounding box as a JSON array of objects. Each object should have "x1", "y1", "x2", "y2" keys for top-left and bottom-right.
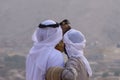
[
  {"x1": 63, "y1": 29, "x2": 92, "y2": 77},
  {"x1": 26, "y1": 20, "x2": 64, "y2": 80}
]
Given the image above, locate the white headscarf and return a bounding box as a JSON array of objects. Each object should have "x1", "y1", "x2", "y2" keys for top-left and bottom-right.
[
  {"x1": 30, "y1": 20, "x2": 63, "y2": 52},
  {"x1": 26, "y1": 20, "x2": 63, "y2": 80},
  {"x1": 63, "y1": 29, "x2": 92, "y2": 77}
]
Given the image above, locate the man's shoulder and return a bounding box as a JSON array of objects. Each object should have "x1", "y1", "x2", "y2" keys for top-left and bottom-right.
[
  {"x1": 49, "y1": 49, "x2": 63, "y2": 59},
  {"x1": 51, "y1": 48, "x2": 62, "y2": 54}
]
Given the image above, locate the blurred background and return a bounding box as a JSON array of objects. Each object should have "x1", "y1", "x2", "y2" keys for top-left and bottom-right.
[{"x1": 0, "y1": 0, "x2": 120, "y2": 80}]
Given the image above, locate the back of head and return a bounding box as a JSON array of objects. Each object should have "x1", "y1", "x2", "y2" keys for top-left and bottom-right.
[
  {"x1": 37, "y1": 20, "x2": 58, "y2": 41},
  {"x1": 32, "y1": 20, "x2": 62, "y2": 46},
  {"x1": 68, "y1": 30, "x2": 84, "y2": 43},
  {"x1": 63, "y1": 29, "x2": 86, "y2": 44},
  {"x1": 63, "y1": 29, "x2": 86, "y2": 57}
]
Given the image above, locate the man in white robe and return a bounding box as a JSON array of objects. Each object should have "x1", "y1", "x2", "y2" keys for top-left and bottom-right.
[
  {"x1": 46, "y1": 29, "x2": 92, "y2": 80},
  {"x1": 62, "y1": 29, "x2": 92, "y2": 80},
  {"x1": 26, "y1": 20, "x2": 64, "y2": 80}
]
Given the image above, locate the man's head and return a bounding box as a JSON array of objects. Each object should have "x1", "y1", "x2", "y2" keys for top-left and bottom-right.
[
  {"x1": 55, "y1": 19, "x2": 71, "y2": 52},
  {"x1": 60, "y1": 19, "x2": 71, "y2": 35},
  {"x1": 32, "y1": 20, "x2": 63, "y2": 47},
  {"x1": 63, "y1": 29, "x2": 86, "y2": 57}
]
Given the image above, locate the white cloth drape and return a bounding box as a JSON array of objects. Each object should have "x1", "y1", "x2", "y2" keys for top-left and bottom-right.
[
  {"x1": 26, "y1": 20, "x2": 64, "y2": 80},
  {"x1": 63, "y1": 29, "x2": 92, "y2": 77}
]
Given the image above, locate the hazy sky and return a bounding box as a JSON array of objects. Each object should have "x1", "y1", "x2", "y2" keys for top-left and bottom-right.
[{"x1": 0, "y1": 0, "x2": 120, "y2": 49}]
